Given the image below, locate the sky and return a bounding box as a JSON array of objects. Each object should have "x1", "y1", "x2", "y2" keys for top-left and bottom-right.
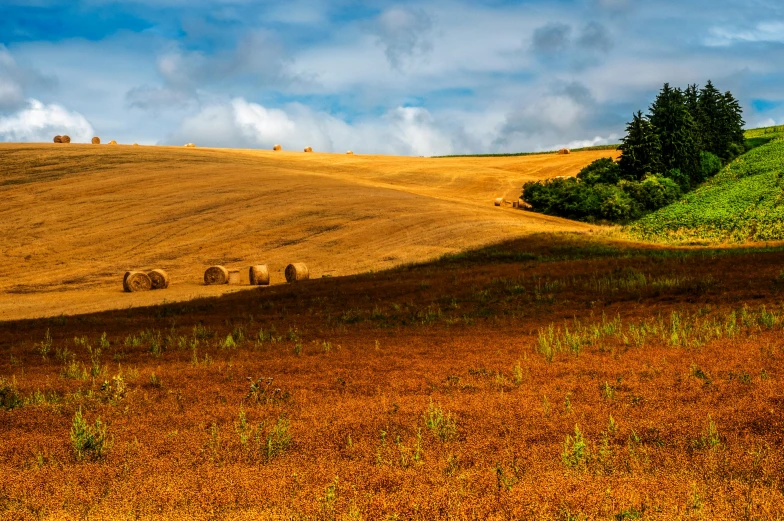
[{"x1": 0, "y1": 0, "x2": 783, "y2": 156}]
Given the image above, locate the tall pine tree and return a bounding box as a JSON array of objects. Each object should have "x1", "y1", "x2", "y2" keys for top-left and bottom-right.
[
  {"x1": 648, "y1": 83, "x2": 702, "y2": 186},
  {"x1": 719, "y1": 90, "x2": 745, "y2": 159},
  {"x1": 697, "y1": 80, "x2": 723, "y2": 156},
  {"x1": 618, "y1": 111, "x2": 661, "y2": 181}
]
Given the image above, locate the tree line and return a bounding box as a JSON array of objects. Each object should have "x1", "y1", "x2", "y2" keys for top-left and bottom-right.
[{"x1": 522, "y1": 81, "x2": 745, "y2": 222}]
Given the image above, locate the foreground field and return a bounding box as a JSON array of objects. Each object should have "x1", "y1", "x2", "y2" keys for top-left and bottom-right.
[
  {"x1": 0, "y1": 144, "x2": 615, "y2": 320},
  {"x1": 1, "y1": 234, "x2": 783, "y2": 519}
]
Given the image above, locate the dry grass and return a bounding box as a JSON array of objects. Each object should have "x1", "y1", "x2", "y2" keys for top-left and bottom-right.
[
  {"x1": 0, "y1": 143, "x2": 617, "y2": 320},
  {"x1": 1, "y1": 235, "x2": 783, "y2": 519}
]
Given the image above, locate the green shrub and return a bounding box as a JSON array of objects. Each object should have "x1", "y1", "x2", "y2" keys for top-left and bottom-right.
[
  {"x1": 576, "y1": 157, "x2": 621, "y2": 185},
  {"x1": 0, "y1": 377, "x2": 23, "y2": 410},
  {"x1": 700, "y1": 151, "x2": 722, "y2": 179},
  {"x1": 70, "y1": 407, "x2": 111, "y2": 460}
]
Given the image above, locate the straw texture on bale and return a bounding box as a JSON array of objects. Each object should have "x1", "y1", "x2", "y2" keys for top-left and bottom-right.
[
  {"x1": 494, "y1": 198, "x2": 503, "y2": 207},
  {"x1": 109, "y1": 140, "x2": 118, "y2": 145},
  {"x1": 227, "y1": 270, "x2": 241, "y2": 285},
  {"x1": 123, "y1": 271, "x2": 152, "y2": 292},
  {"x1": 558, "y1": 148, "x2": 570, "y2": 155},
  {"x1": 53, "y1": 135, "x2": 62, "y2": 143},
  {"x1": 304, "y1": 147, "x2": 313, "y2": 153},
  {"x1": 285, "y1": 263, "x2": 310, "y2": 283},
  {"x1": 147, "y1": 269, "x2": 170, "y2": 290},
  {"x1": 204, "y1": 265, "x2": 229, "y2": 285},
  {"x1": 91, "y1": 137, "x2": 100, "y2": 144},
  {"x1": 249, "y1": 265, "x2": 270, "y2": 286},
  {"x1": 273, "y1": 144, "x2": 282, "y2": 151},
  {"x1": 61, "y1": 135, "x2": 71, "y2": 144}
]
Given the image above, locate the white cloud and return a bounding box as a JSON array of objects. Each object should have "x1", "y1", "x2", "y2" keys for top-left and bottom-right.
[
  {"x1": 375, "y1": 7, "x2": 434, "y2": 70},
  {"x1": 164, "y1": 98, "x2": 466, "y2": 156},
  {"x1": 706, "y1": 22, "x2": 784, "y2": 46},
  {"x1": 0, "y1": 99, "x2": 95, "y2": 143}
]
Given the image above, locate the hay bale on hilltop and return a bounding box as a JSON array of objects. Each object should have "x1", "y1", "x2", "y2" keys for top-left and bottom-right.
[
  {"x1": 123, "y1": 271, "x2": 152, "y2": 292},
  {"x1": 346, "y1": 150, "x2": 354, "y2": 155},
  {"x1": 494, "y1": 197, "x2": 503, "y2": 207},
  {"x1": 227, "y1": 270, "x2": 241, "y2": 285},
  {"x1": 53, "y1": 135, "x2": 62, "y2": 143},
  {"x1": 204, "y1": 265, "x2": 229, "y2": 285},
  {"x1": 148, "y1": 269, "x2": 170, "y2": 290},
  {"x1": 185, "y1": 143, "x2": 195, "y2": 148},
  {"x1": 132, "y1": 143, "x2": 139, "y2": 146},
  {"x1": 285, "y1": 263, "x2": 309, "y2": 283},
  {"x1": 558, "y1": 148, "x2": 570, "y2": 155},
  {"x1": 304, "y1": 147, "x2": 313, "y2": 153},
  {"x1": 109, "y1": 140, "x2": 117, "y2": 145},
  {"x1": 249, "y1": 265, "x2": 270, "y2": 286},
  {"x1": 273, "y1": 144, "x2": 282, "y2": 151},
  {"x1": 92, "y1": 137, "x2": 101, "y2": 145},
  {"x1": 61, "y1": 135, "x2": 71, "y2": 144}
]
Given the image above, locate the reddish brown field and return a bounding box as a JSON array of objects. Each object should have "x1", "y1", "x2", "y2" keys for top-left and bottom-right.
[{"x1": 1, "y1": 234, "x2": 783, "y2": 520}]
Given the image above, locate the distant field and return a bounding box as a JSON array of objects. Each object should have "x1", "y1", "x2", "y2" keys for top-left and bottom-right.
[{"x1": 0, "y1": 143, "x2": 617, "y2": 320}]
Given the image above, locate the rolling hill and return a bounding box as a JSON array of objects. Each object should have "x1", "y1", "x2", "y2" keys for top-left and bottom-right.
[
  {"x1": 628, "y1": 129, "x2": 784, "y2": 243},
  {"x1": 0, "y1": 143, "x2": 617, "y2": 320}
]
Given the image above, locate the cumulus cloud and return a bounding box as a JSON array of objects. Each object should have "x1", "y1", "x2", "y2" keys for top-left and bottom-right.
[
  {"x1": 375, "y1": 7, "x2": 434, "y2": 70},
  {"x1": 164, "y1": 98, "x2": 461, "y2": 156},
  {"x1": 578, "y1": 22, "x2": 614, "y2": 53},
  {"x1": 0, "y1": 99, "x2": 95, "y2": 143}
]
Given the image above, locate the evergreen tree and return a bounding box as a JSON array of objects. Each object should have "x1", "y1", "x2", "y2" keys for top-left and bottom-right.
[
  {"x1": 648, "y1": 83, "x2": 702, "y2": 186},
  {"x1": 697, "y1": 80, "x2": 723, "y2": 156},
  {"x1": 718, "y1": 90, "x2": 745, "y2": 159},
  {"x1": 618, "y1": 111, "x2": 661, "y2": 181},
  {"x1": 684, "y1": 84, "x2": 702, "y2": 149}
]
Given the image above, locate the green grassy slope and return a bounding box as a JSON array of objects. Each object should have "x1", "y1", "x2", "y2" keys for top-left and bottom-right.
[{"x1": 629, "y1": 129, "x2": 784, "y2": 243}]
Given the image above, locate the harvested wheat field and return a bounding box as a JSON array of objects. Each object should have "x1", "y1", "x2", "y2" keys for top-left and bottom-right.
[
  {"x1": 0, "y1": 144, "x2": 616, "y2": 320},
  {"x1": 1, "y1": 234, "x2": 783, "y2": 519}
]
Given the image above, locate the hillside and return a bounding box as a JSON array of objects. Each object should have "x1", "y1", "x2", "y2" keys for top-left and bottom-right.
[
  {"x1": 628, "y1": 129, "x2": 784, "y2": 243},
  {"x1": 0, "y1": 143, "x2": 617, "y2": 320}
]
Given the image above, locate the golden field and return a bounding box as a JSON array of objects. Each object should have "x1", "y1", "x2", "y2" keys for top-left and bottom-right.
[{"x1": 0, "y1": 144, "x2": 615, "y2": 320}]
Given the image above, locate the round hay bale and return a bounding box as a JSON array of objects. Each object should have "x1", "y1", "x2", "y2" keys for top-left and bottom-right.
[
  {"x1": 227, "y1": 269, "x2": 241, "y2": 285},
  {"x1": 61, "y1": 135, "x2": 71, "y2": 144},
  {"x1": 53, "y1": 135, "x2": 62, "y2": 143},
  {"x1": 304, "y1": 146, "x2": 313, "y2": 153},
  {"x1": 148, "y1": 269, "x2": 170, "y2": 290},
  {"x1": 123, "y1": 271, "x2": 152, "y2": 292},
  {"x1": 285, "y1": 263, "x2": 309, "y2": 283},
  {"x1": 204, "y1": 265, "x2": 229, "y2": 285},
  {"x1": 346, "y1": 150, "x2": 354, "y2": 155},
  {"x1": 133, "y1": 143, "x2": 139, "y2": 146},
  {"x1": 273, "y1": 144, "x2": 282, "y2": 151},
  {"x1": 109, "y1": 140, "x2": 118, "y2": 145},
  {"x1": 494, "y1": 197, "x2": 503, "y2": 207},
  {"x1": 185, "y1": 143, "x2": 195, "y2": 148},
  {"x1": 249, "y1": 265, "x2": 270, "y2": 286},
  {"x1": 91, "y1": 136, "x2": 101, "y2": 145},
  {"x1": 558, "y1": 148, "x2": 570, "y2": 155}
]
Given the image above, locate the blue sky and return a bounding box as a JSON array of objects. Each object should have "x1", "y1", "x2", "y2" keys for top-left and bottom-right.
[{"x1": 1, "y1": 0, "x2": 783, "y2": 155}]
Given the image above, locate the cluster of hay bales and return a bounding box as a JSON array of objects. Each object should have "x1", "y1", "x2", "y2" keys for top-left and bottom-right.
[
  {"x1": 558, "y1": 148, "x2": 571, "y2": 155},
  {"x1": 184, "y1": 143, "x2": 196, "y2": 148},
  {"x1": 203, "y1": 263, "x2": 309, "y2": 286},
  {"x1": 123, "y1": 269, "x2": 169, "y2": 293},
  {"x1": 53, "y1": 135, "x2": 71, "y2": 144}
]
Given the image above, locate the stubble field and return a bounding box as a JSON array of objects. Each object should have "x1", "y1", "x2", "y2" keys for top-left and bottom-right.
[
  {"x1": 1, "y1": 234, "x2": 783, "y2": 520},
  {"x1": 0, "y1": 144, "x2": 612, "y2": 320},
  {"x1": 1, "y1": 145, "x2": 783, "y2": 520}
]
